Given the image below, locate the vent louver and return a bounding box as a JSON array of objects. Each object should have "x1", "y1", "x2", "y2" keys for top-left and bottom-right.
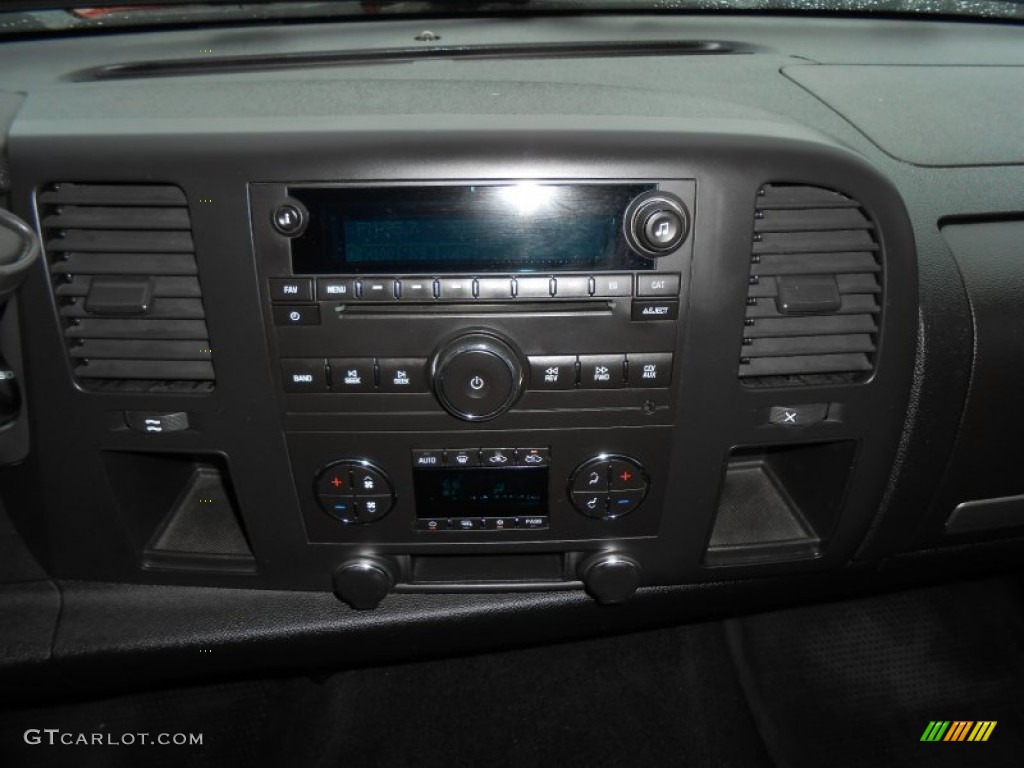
[
  {"x1": 39, "y1": 183, "x2": 214, "y2": 392},
  {"x1": 739, "y1": 184, "x2": 881, "y2": 385}
]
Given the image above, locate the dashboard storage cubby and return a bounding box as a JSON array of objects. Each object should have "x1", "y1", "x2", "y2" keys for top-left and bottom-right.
[
  {"x1": 705, "y1": 441, "x2": 857, "y2": 566},
  {"x1": 101, "y1": 451, "x2": 255, "y2": 574}
]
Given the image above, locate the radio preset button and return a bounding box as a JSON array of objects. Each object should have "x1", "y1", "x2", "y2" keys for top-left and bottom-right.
[
  {"x1": 626, "y1": 353, "x2": 673, "y2": 388},
  {"x1": 360, "y1": 278, "x2": 397, "y2": 302},
  {"x1": 412, "y1": 449, "x2": 444, "y2": 468},
  {"x1": 553, "y1": 276, "x2": 591, "y2": 298},
  {"x1": 438, "y1": 278, "x2": 475, "y2": 300},
  {"x1": 631, "y1": 299, "x2": 679, "y2": 321},
  {"x1": 379, "y1": 358, "x2": 428, "y2": 392},
  {"x1": 282, "y1": 358, "x2": 327, "y2": 393},
  {"x1": 528, "y1": 355, "x2": 577, "y2": 390},
  {"x1": 328, "y1": 358, "x2": 375, "y2": 392},
  {"x1": 477, "y1": 277, "x2": 514, "y2": 300},
  {"x1": 579, "y1": 354, "x2": 626, "y2": 389},
  {"x1": 269, "y1": 278, "x2": 313, "y2": 302},
  {"x1": 514, "y1": 276, "x2": 552, "y2": 299},
  {"x1": 397, "y1": 278, "x2": 433, "y2": 302},
  {"x1": 317, "y1": 278, "x2": 358, "y2": 301},
  {"x1": 273, "y1": 304, "x2": 321, "y2": 326},
  {"x1": 636, "y1": 274, "x2": 681, "y2": 297},
  {"x1": 592, "y1": 274, "x2": 632, "y2": 297}
]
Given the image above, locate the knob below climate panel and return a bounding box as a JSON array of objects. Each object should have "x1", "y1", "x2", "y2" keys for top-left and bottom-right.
[
  {"x1": 432, "y1": 333, "x2": 525, "y2": 421},
  {"x1": 569, "y1": 455, "x2": 650, "y2": 519},
  {"x1": 579, "y1": 553, "x2": 642, "y2": 605},
  {"x1": 333, "y1": 558, "x2": 395, "y2": 610},
  {"x1": 624, "y1": 192, "x2": 690, "y2": 258},
  {"x1": 315, "y1": 460, "x2": 395, "y2": 524}
]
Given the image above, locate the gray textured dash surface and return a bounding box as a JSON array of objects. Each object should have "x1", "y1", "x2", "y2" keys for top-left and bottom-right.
[{"x1": 784, "y1": 65, "x2": 1024, "y2": 167}]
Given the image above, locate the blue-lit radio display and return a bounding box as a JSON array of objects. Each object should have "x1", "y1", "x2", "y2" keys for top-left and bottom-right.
[{"x1": 289, "y1": 183, "x2": 655, "y2": 274}]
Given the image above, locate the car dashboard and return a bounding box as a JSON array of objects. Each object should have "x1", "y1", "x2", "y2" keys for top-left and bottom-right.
[{"x1": 0, "y1": 11, "x2": 1023, "y2": 693}]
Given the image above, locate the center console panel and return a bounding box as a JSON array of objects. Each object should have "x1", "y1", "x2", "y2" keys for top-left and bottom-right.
[{"x1": 3, "y1": 120, "x2": 918, "y2": 606}]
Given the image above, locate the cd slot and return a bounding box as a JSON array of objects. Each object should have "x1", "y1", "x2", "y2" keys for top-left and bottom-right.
[{"x1": 331, "y1": 300, "x2": 615, "y2": 317}]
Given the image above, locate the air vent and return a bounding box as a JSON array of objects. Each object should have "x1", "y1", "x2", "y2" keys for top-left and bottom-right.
[
  {"x1": 38, "y1": 183, "x2": 214, "y2": 392},
  {"x1": 739, "y1": 184, "x2": 881, "y2": 385}
]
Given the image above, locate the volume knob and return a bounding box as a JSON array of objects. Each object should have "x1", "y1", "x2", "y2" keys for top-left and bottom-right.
[{"x1": 432, "y1": 333, "x2": 524, "y2": 421}]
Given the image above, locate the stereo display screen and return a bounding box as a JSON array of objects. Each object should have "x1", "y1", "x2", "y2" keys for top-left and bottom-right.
[{"x1": 289, "y1": 183, "x2": 656, "y2": 274}]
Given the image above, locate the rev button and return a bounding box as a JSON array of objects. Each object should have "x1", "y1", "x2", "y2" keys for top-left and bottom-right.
[{"x1": 528, "y1": 355, "x2": 577, "y2": 390}]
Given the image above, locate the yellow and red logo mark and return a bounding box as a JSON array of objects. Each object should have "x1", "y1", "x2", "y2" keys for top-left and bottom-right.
[{"x1": 920, "y1": 721, "x2": 996, "y2": 742}]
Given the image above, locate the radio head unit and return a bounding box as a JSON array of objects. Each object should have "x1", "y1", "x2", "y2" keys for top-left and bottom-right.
[{"x1": 273, "y1": 182, "x2": 692, "y2": 276}]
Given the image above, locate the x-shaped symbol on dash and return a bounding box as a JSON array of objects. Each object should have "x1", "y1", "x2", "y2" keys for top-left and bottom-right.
[{"x1": 782, "y1": 411, "x2": 798, "y2": 424}]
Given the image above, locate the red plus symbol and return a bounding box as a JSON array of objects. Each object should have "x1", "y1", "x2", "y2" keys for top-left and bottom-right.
[
  {"x1": 620, "y1": 471, "x2": 633, "y2": 482},
  {"x1": 331, "y1": 476, "x2": 344, "y2": 488}
]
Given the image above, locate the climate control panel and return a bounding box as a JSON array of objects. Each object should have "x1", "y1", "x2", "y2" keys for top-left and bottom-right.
[
  {"x1": 315, "y1": 460, "x2": 396, "y2": 524},
  {"x1": 569, "y1": 455, "x2": 650, "y2": 519}
]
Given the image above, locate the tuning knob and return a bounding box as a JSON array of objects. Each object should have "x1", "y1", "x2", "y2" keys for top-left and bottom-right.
[
  {"x1": 579, "y1": 553, "x2": 642, "y2": 605},
  {"x1": 624, "y1": 192, "x2": 689, "y2": 257},
  {"x1": 332, "y1": 557, "x2": 395, "y2": 610},
  {"x1": 432, "y1": 333, "x2": 524, "y2": 421}
]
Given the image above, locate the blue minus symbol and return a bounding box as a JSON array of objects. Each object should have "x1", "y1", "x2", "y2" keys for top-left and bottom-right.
[
  {"x1": 616, "y1": 499, "x2": 631, "y2": 505},
  {"x1": 333, "y1": 503, "x2": 350, "y2": 512}
]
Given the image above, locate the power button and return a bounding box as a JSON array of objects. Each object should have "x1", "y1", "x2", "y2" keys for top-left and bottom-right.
[{"x1": 433, "y1": 334, "x2": 524, "y2": 421}]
